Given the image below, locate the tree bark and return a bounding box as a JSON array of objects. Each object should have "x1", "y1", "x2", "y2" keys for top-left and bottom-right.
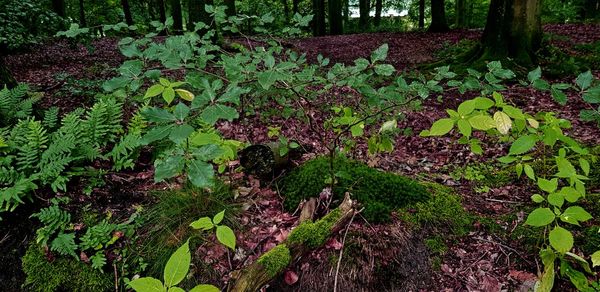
[
  {"x1": 374, "y1": 0, "x2": 383, "y2": 27},
  {"x1": 343, "y1": 0, "x2": 349, "y2": 24},
  {"x1": 583, "y1": 0, "x2": 600, "y2": 19},
  {"x1": 282, "y1": 0, "x2": 290, "y2": 21},
  {"x1": 51, "y1": 0, "x2": 66, "y2": 18},
  {"x1": 158, "y1": 0, "x2": 167, "y2": 22},
  {"x1": 227, "y1": 194, "x2": 356, "y2": 292},
  {"x1": 79, "y1": 0, "x2": 87, "y2": 26},
  {"x1": 293, "y1": 0, "x2": 300, "y2": 14},
  {"x1": 171, "y1": 0, "x2": 184, "y2": 32},
  {"x1": 0, "y1": 59, "x2": 17, "y2": 89},
  {"x1": 328, "y1": 0, "x2": 343, "y2": 34},
  {"x1": 359, "y1": 0, "x2": 370, "y2": 30},
  {"x1": 419, "y1": 0, "x2": 425, "y2": 28},
  {"x1": 121, "y1": 0, "x2": 134, "y2": 25},
  {"x1": 428, "y1": 0, "x2": 449, "y2": 32},
  {"x1": 189, "y1": 0, "x2": 214, "y2": 32},
  {"x1": 312, "y1": 0, "x2": 326, "y2": 36},
  {"x1": 455, "y1": 0, "x2": 466, "y2": 28},
  {"x1": 224, "y1": 0, "x2": 236, "y2": 17}
]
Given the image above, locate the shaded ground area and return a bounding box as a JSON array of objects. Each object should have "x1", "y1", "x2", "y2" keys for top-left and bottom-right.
[{"x1": 3, "y1": 23, "x2": 600, "y2": 291}]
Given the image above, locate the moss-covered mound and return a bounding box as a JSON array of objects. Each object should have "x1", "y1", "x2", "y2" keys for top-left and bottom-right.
[
  {"x1": 22, "y1": 245, "x2": 112, "y2": 292},
  {"x1": 279, "y1": 156, "x2": 430, "y2": 222}
]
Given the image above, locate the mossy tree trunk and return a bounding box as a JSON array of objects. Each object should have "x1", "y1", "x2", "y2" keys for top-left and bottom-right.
[
  {"x1": 0, "y1": 58, "x2": 17, "y2": 89},
  {"x1": 157, "y1": 0, "x2": 167, "y2": 22},
  {"x1": 359, "y1": 0, "x2": 370, "y2": 30},
  {"x1": 329, "y1": 0, "x2": 343, "y2": 34},
  {"x1": 374, "y1": 0, "x2": 383, "y2": 27},
  {"x1": 419, "y1": 0, "x2": 425, "y2": 28},
  {"x1": 227, "y1": 194, "x2": 356, "y2": 292},
  {"x1": 428, "y1": 0, "x2": 449, "y2": 32},
  {"x1": 468, "y1": 0, "x2": 542, "y2": 66},
  {"x1": 455, "y1": 0, "x2": 467, "y2": 28},
  {"x1": 171, "y1": 0, "x2": 184, "y2": 33},
  {"x1": 312, "y1": 0, "x2": 326, "y2": 36}
]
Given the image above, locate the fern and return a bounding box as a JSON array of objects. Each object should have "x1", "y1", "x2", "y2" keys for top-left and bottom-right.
[
  {"x1": 90, "y1": 252, "x2": 107, "y2": 270},
  {"x1": 42, "y1": 107, "x2": 59, "y2": 130},
  {"x1": 14, "y1": 119, "x2": 48, "y2": 172},
  {"x1": 0, "y1": 177, "x2": 36, "y2": 212},
  {"x1": 0, "y1": 84, "x2": 40, "y2": 127},
  {"x1": 31, "y1": 204, "x2": 71, "y2": 245},
  {"x1": 109, "y1": 133, "x2": 141, "y2": 171},
  {"x1": 50, "y1": 232, "x2": 78, "y2": 258},
  {"x1": 82, "y1": 97, "x2": 123, "y2": 147},
  {"x1": 79, "y1": 220, "x2": 117, "y2": 251}
]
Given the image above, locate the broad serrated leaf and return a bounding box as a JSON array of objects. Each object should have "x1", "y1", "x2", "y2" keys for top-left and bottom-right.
[
  {"x1": 175, "y1": 89, "x2": 195, "y2": 101},
  {"x1": 201, "y1": 105, "x2": 239, "y2": 125},
  {"x1": 189, "y1": 284, "x2": 221, "y2": 292},
  {"x1": 371, "y1": 44, "x2": 388, "y2": 62},
  {"x1": 592, "y1": 251, "x2": 600, "y2": 267},
  {"x1": 575, "y1": 71, "x2": 593, "y2": 91},
  {"x1": 145, "y1": 84, "x2": 165, "y2": 98},
  {"x1": 468, "y1": 115, "x2": 496, "y2": 130},
  {"x1": 509, "y1": 134, "x2": 537, "y2": 155},
  {"x1": 142, "y1": 107, "x2": 177, "y2": 123},
  {"x1": 538, "y1": 178, "x2": 558, "y2": 193}
]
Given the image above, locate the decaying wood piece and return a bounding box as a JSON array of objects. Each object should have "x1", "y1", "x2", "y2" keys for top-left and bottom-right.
[
  {"x1": 298, "y1": 198, "x2": 317, "y2": 222},
  {"x1": 227, "y1": 194, "x2": 356, "y2": 292}
]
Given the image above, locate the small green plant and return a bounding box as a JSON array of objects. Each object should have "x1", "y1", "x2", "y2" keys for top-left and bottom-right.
[
  {"x1": 422, "y1": 91, "x2": 600, "y2": 290},
  {"x1": 189, "y1": 210, "x2": 236, "y2": 250}
]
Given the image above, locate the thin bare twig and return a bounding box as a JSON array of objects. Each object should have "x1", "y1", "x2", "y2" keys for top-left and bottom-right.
[{"x1": 333, "y1": 207, "x2": 362, "y2": 292}]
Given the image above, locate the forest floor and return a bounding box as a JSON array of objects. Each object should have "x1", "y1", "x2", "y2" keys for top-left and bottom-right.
[{"x1": 3, "y1": 23, "x2": 600, "y2": 291}]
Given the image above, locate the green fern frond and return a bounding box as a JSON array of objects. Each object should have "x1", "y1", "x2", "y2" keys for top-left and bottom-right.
[
  {"x1": 42, "y1": 107, "x2": 59, "y2": 130},
  {"x1": 50, "y1": 232, "x2": 78, "y2": 258},
  {"x1": 90, "y1": 252, "x2": 107, "y2": 270},
  {"x1": 31, "y1": 204, "x2": 71, "y2": 245}
]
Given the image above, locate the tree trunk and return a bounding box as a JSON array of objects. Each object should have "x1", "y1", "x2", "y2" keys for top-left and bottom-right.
[
  {"x1": 79, "y1": 0, "x2": 87, "y2": 26},
  {"x1": 51, "y1": 0, "x2": 66, "y2": 18},
  {"x1": 428, "y1": 0, "x2": 449, "y2": 32},
  {"x1": 328, "y1": 0, "x2": 343, "y2": 34},
  {"x1": 121, "y1": 0, "x2": 134, "y2": 25},
  {"x1": 343, "y1": 0, "x2": 349, "y2": 25},
  {"x1": 189, "y1": 0, "x2": 214, "y2": 32},
  {"x1": 455, "y1": 0, "x2": 466, "y2": 28},
  {"x1": 418, "y1": 0, "x2": 425, "y2": 28},
  {"x1": 282, "y1": 0, "x2": 290, "y2": 21},
  {"x1": 466, "y1": 0, "x2": 542, "y2": 66},
  {"x1": 359, "y1": 0, "x2": 370, "y2": 30},
  {"x1": 224, "y1": 0, "x2": 236, "y2": 17},
  {"x1": 293, "y1": 0, "x2": 300, "y2": 14},
  {"x1": 0, "y1": 58, "x2": 17, "y2": 89},
  {"x1": 171, "y1": 0, "x2": 184, "y2": 32},
  {"x1": 312, "y1": 0, "x2": 326, "y2": 36},
  {"x1": 158, "y1": 0, "x2": 167, "y2": 22},
  {"x1": 374, "y1": 0, "x2": 382, "y2": 27},
  {"x1": 583, "y1": 0, "x2": 600, "y2": 19}
]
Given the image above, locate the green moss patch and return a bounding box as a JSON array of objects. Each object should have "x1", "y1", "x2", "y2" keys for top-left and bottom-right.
[
  {"x1": 279, "y1": 156, "x2": 430, "y2": 222},
  {"x1": 257, "y1": 244, "x2": 291, "y2": 277},
  {"x1": 398, "y1": 182, "x2": 472, "y2": 236},
  {"x1": 288, "y1": 209, "x2": 342, "y2": 248},
  {"x1": 22, "y1": 245, "x2": 112, "y2": 292}
]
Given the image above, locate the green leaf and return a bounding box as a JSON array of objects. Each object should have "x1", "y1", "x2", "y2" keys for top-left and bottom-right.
[
  {"x1": 201, "y1": 105, "x2": 239, "y2": 125},
  {"x1": 524, "y1": 164, "x2": 535, "y2": 180},
  {"x1": 472, "y1": 97, "x2": 495, "y2": 109},
  {"x1": 154, "y1": 155, "x2": 184, "y2": 182},
  {"x1": 549, "y1": 226, "x2": 573, "y2": 253},
  {"x1": 559, "y1": 187, "x2": 582, "y2": 202},
  {"x1": 190, "y1": 132, "x2": 222, "y2": 146},
  {"x1": 457, "y1": 119, "x2": 472, "y2": 137},
  {"x1": 579, "y1": 158, "x2": 590, "y2": 176},
  {"x1": 379, "y1": 120, "x2": 397, "y2": 133},
  {"x1": 555, "y1": 157, "x2": 577, "y2": 178},
  {"x1": 457, "y1": 100, "x2": 476, "y2": 116},
  {"x1": 551, "y1": 89, "x2": 567, "y2": 105},
  {"x1": 547, "y1": 193, "x2": 564, "y2": 208},
  {"x1": 142, "y1": 107, "x2": 177, "y2": 123},
  {"x1": 502, "y1": 105, "x2": 525, "y2": 120},
  {"x1": 583, "y1": 86, "x2": 600, "y2": 104},
  {"x1": 173, "y1": 103, "x2": 190, "y2": 121},
  {"x1": 257, "y1": 70, "x2": 281, "y2": 90},
  {"x1": 468, "y1": 115, "x2": 496, "y2": 130},
  {"x1": 509, "y1": 134, "x2": 537, "y2": 155},
  {"x1": 374, "y1": 64, "x2": 395, "y2": 76},
  {"x1": 189, "y1": 284, "x2": 221, "y2": 292},
  {"x1": 469, "y1": 139, "x2": 483, "y2": 155},
  {"x1": 175, "y1": 89, "x2": 195, "y2": 101},
  {"x1": 525, "y1": 208, "x2": 555, "y2": 226},
  {"x1": 213, "y1": 210, "x2": 225, "y2": 225},
  {"x1": 128, "y1": 277, "x2": 165, "y2": 292},
  {"x1": 538, "y1": 178, "x2": 558, "y2": 193},
  {"x1": 163, "y1": 88, "x2": 176, "y2": 105},
  {"x1": 169, "y1": 125, "x2": 195, "y2": 144},
  {"x1": 160, "y1": 78, "x2": 171, "y2": 87},
  {"x1": 531, "y1": 194, "x2": 545, "y2": 203},
  {"x1": 216, "y1": 225, "x2": 236, "y2": 250},
  {"x1": 350, "y1": 123, "x2": 364, "y2": 137},
  {"x1": 493, "y1": 111, "x2": 512, "y2": 134},
  {"x1": 190, "y1": 217, "x2": 214, "y2": 230},
  {"x1": 528, "y1": 67, "x2": 542, "y2": 82},
  {"x1": 562, "y1": 206, "x2": 592, "y2": 223},
  {"x1": 575, "y1": 70, "x2": 593, "y2": 91},
  {"x1": 535, "y1": 249, "x2": 556, "y2": 292},
  {"x1": 145, "y1": 84, "x2": 165, "y2": 98},
  {"x1": 428, "y1": 118, "x2": 454, "y2": 136},
  {"x1": 187, "y1": 159, "x2": 214, "y2": 188},
  {"x1": 591, "y1": 251, "x2": 600, "y2": 267},
  {"x1": 141, "y1": 125, "x2": 175, "y2": 145},
  {"x1": 168, "y1": 287, "x2": 186, "y2": 292},
  {"x1": 371, "y1": 44, "x2": 388, "y2": 62},
  {"x1": 164, "y1": 240, "x2": 191, "y2": 287}
]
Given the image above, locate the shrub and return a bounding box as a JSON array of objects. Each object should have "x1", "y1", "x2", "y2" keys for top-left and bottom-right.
[
  {"x1": 279, "y1": 156, "x2": 430, "y2": 222},
  {"x1": 22, "y1": 245, "x2": 112, "y2": 292}
]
